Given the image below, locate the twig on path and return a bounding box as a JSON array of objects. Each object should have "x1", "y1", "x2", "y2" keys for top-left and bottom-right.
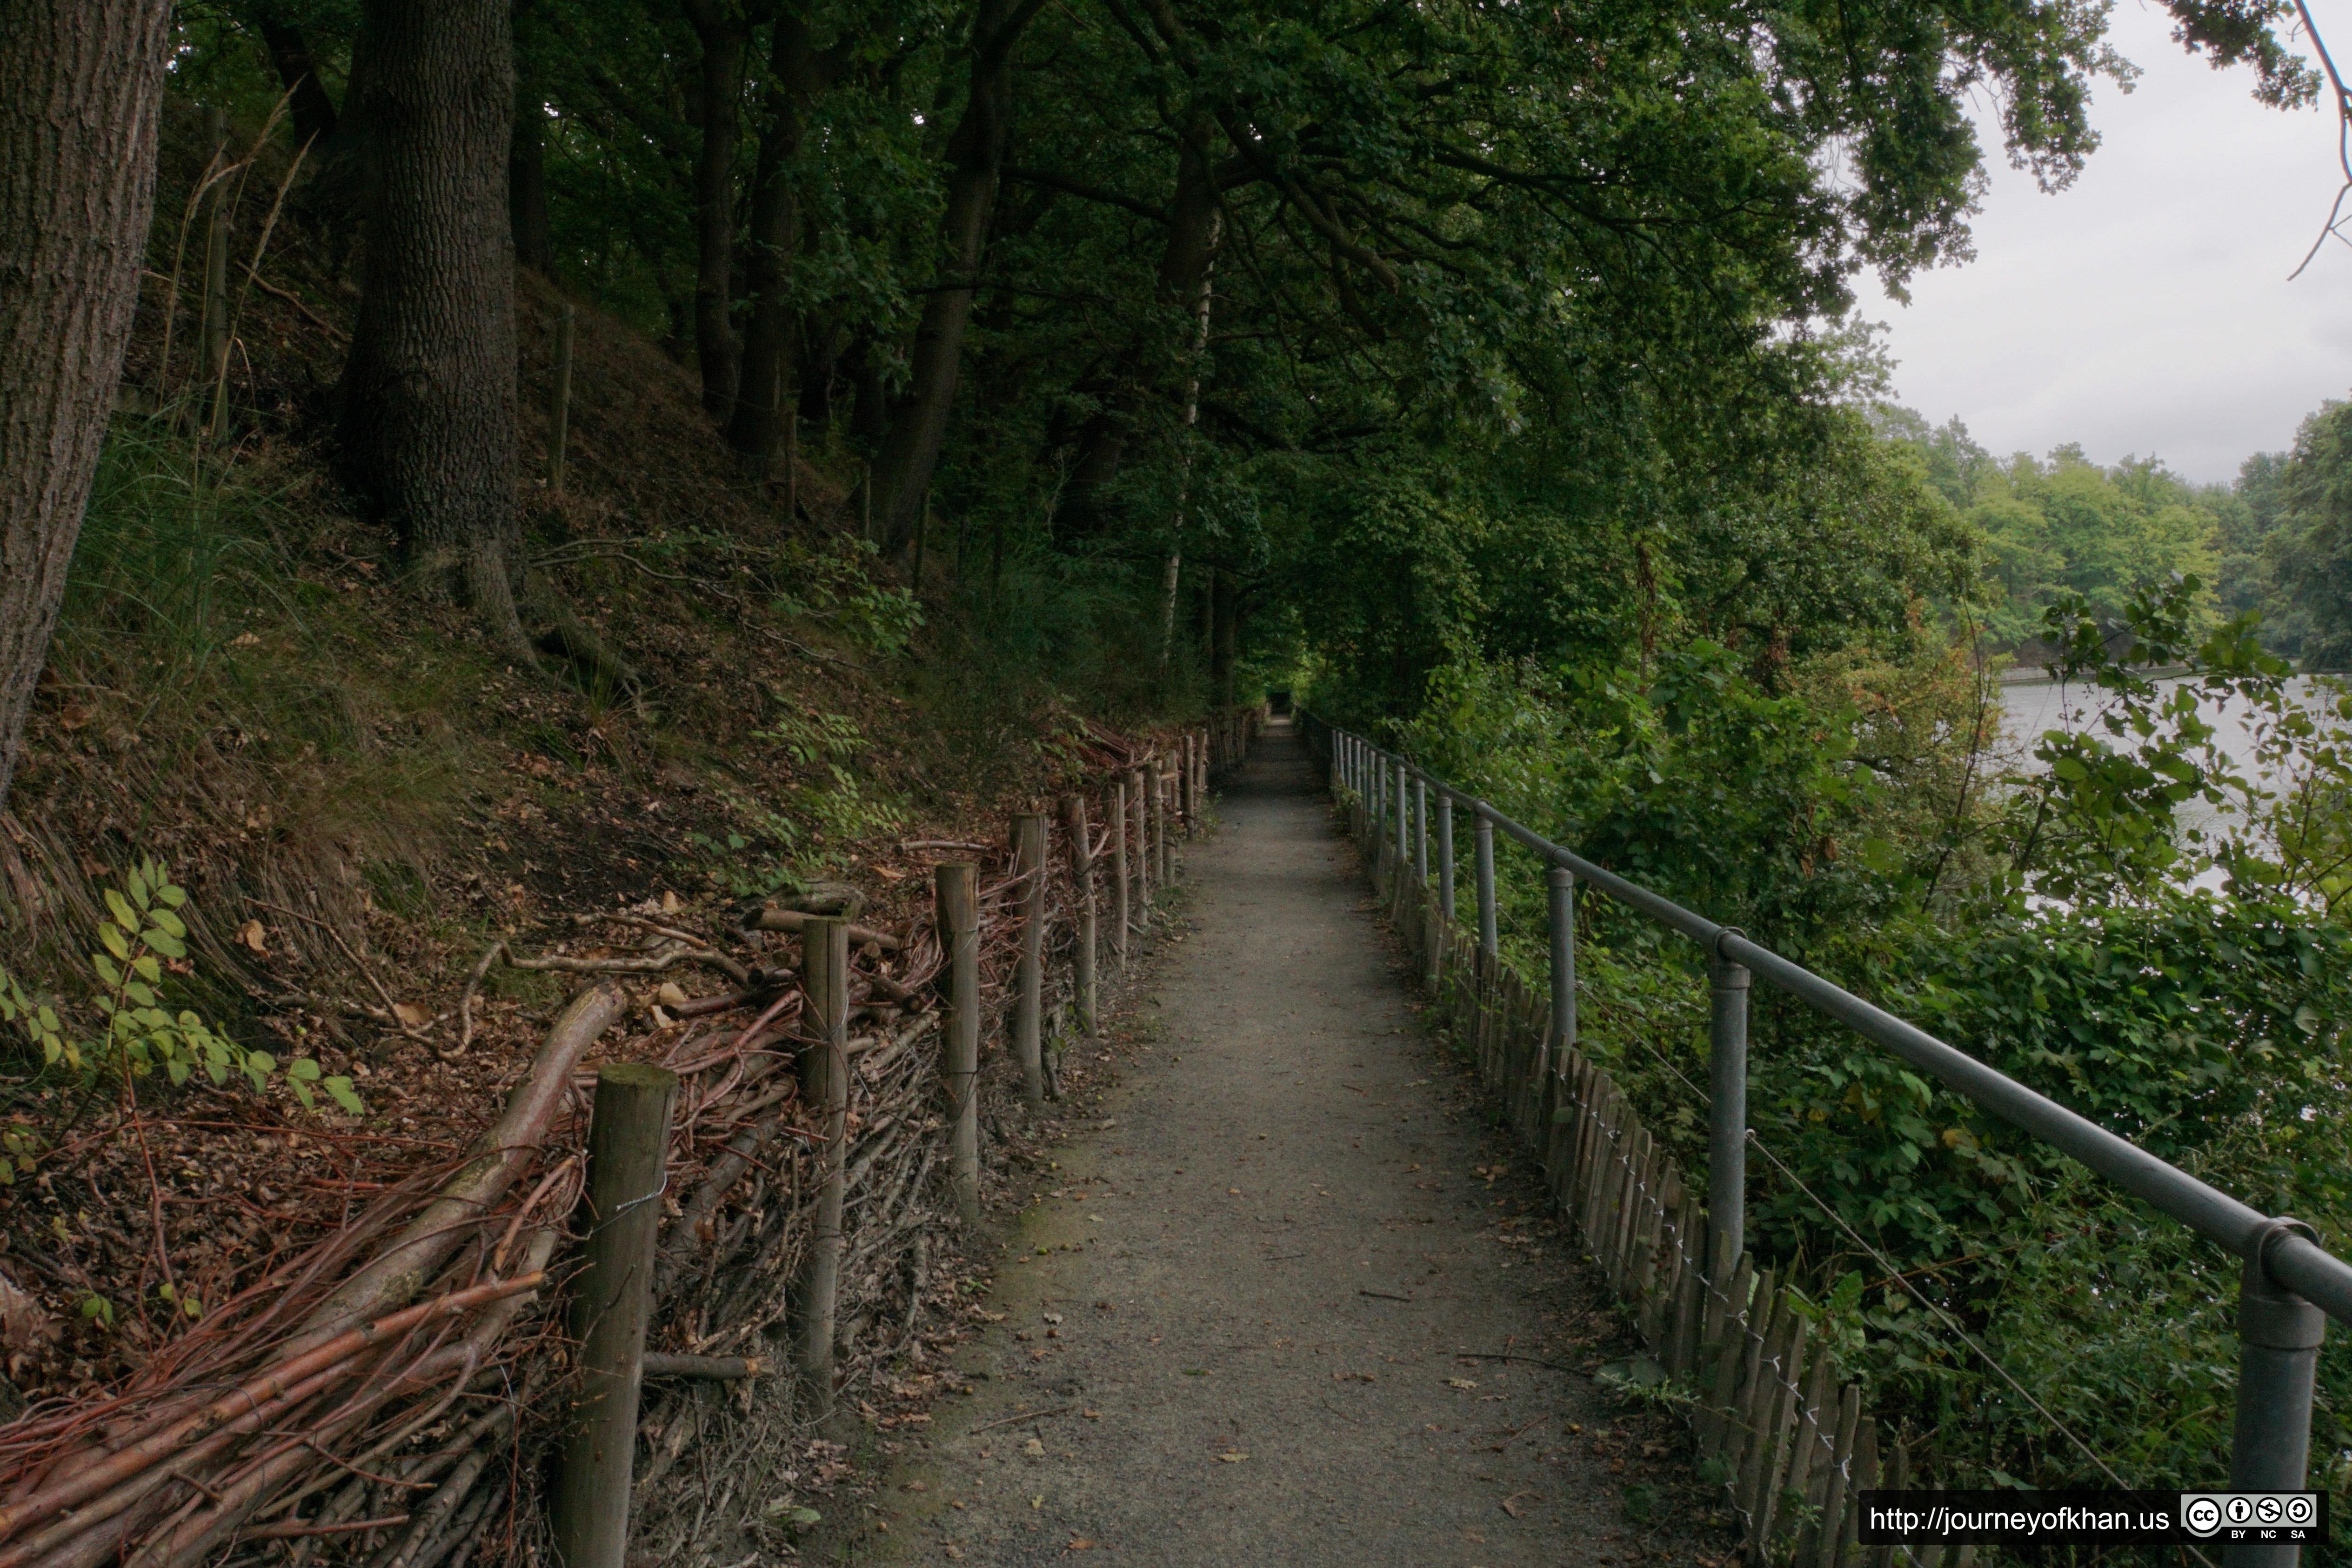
[
  {"x1": 1357, "y1": 1289, "x2": 1413, "y2": 1302},
  {"x1": 1452, "y1": 1351, "x2": 1577, "y2": 1373},
  {"x1": 967, "y1": 1405, "x2": 1075, "y2": 1437}
]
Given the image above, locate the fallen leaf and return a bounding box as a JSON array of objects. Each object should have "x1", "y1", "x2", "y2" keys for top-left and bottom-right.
[
  {"x1": 236, "y1": 919, "x2": 269, "y2": 954},
  {"x1": 230, "y1": 632, "x2": 262, "y2": 648},
  {"x1": 661, "y1": 890, "x2": 683, "y2": 913},
  {"x1": 1022, "y1": 1439, "x2": 1046, "y2": 1458},
  {"x1": 1066, "y1": 1541, "x2": 1095, "y2": 1551},
  {"x1": 656, "y1": 981, "x2": 690, "y2": 1008},
  {"x1": 1082, "y1": 1409, "x2": 1101, "y2": 1420},
  {"x1": 1216, "y1": 1452, "x2": 1248, "y2": 1463},
  {"x1": 902, "y1": 1480, "x2": 927, "y2": 1492},
  {"x1": 1447, "y1": 1378, "x2": 1478, "y2": 1390},
  {"x1": 0, "y1": 1269, "x2": 56, "y2": 1351},
  {"x1": 1226, "y1": 1188, "x2": 1241, "y2": 1195},
  {"x1": 392, "y1": 1002, "x2": 429, "y2": 1028},
  {"x1": 1500, "y1": 1493, "x2": 1531, "y2": 1519},
  {"x1": 57, "y1": 705, "x2": 89, "y2": 732}
]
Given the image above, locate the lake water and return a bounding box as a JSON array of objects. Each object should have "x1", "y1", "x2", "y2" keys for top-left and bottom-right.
[{"x1": 1998, "y1": 675, "x2": 2347, "y2": 872}]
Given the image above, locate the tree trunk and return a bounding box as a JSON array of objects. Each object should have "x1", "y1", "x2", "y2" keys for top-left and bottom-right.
[
  {"x1": 1211, "y1": 569, "x2": 1240, "y2": 705},
  {"x1": 682, "y1": 0, "x2": 747, "y2": 423},
  {"x1": 256, "y1": 10, "x2": 341, "y2": 146},
  {"x1": 871, "y1": 0, "x2": 1044, "y2": 559},
  {"x1": 0, "y1": 0, "x2": 171, "y2": 813},
  {"x1": 337, "y1": 0, "x2": 529, "y2": 655},
  {"x1": 1049, "y1": 119, "x2": 1223, "y2": 541},
  {"x1": 724, "y1": 10, "x2": 832, "y2": 467}
]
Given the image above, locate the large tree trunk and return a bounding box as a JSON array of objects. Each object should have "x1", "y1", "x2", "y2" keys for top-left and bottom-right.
[
  {"x1": 1049, "y1": 120, "x2": 1224, "y2": 541},
  {"x1": 871, "y1": 0, "x2": 1045, "y2": 559},
  {"x1": 0, "y1": 0, "x2": 171, "y2": 812},
  {"x1": 256, "y1": 10, "x2": 341, "y2": 146},
  {"x1": 1210, "y1": 566, "x2": 1238, "y2": 704},
  {"x1": 337, "y1": 0, "x2": 529, "y2": 655},
  {"x1": 681, "y1": 0, "x2": 747, "y2": 422},
  {"x1": 723, "y1": 10, "x2": 831, "y2": 467}
]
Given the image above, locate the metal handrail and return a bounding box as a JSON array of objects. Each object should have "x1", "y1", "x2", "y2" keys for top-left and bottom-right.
[{"x1": 1299, "y1": 710, "x2": 2334, "y2": 1547}]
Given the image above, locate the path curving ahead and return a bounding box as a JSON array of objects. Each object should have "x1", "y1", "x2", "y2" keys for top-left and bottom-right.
[{"x1": 857, "y1": 720, "x2": 1717, "y2": 1566}]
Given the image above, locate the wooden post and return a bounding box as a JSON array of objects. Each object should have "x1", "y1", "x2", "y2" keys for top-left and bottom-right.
[
  {"x1": 935, "y1": 864, "x2": 981, "y2": 1225},
  {"x1": 1129, "y1": 767, "x2": 1151, "y2": 915},
  {"x1": 548, "y1": 303, "x2": 575, "y2": 494},
  {"x1": 796, "y1": 917, "x2": 851, "y2": 1409},
  {"x1": 551, "y1": 1061, "x2": 678, "y2": 1568},
  {"x1": 784, "y1": 407, "x2": 798, "y2": 520},
  {"x1": 1061, "y1": 794, "x2": 1096, "y2": 1034},
  {"x1": 1014, "y1": 812, "x2": 1048, "y2": 1106},
  {"x1": 1153, "y1": 761, "x2": 1170, "y2": 886},
  {"x1": 1110, "y1": 780, "x2": 1130, "y2": 967},
  {"x1": 200, "y1": 108, "x2": 231, "y2": 440}
]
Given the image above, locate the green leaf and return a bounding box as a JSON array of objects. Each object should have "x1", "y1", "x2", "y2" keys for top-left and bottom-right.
[
  {"x1": 105, "y1": 890, "x2": 137, "y2": 931},
  {"x1": 288, "y1": 1058, "x2": 321, "y2": 1081},
  {"x1": 326, "y1": 1077, "x2": 362, "y2": 1114},
  {"x1": 147, "y1": 909, "x2": 185, "y2": 940},
  {"x1": 292, "y1": 1081, "x2": 314, "y2": 1109},
  {"x1": 156, "y1": 884, "x2": 186, "y2": 908},
  {"x1": 132, "y1": 955, "x2": 160, "y2": 983},
  {"x1": 99, "y1": 927, "x2": 129, "y2": 962},
  {"x1": 144, "y1": 929, "x2": 186, "y2": 960}
]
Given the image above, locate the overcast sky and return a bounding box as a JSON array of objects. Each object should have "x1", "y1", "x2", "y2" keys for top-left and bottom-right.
[{"x1": 1849, "y1": 1, "x2": 2351, "y2": 485}]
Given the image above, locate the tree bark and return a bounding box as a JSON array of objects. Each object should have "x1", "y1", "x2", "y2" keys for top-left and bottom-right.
[
  {"x1": 871, "y1": 0, "x2": 1046, "y2": 560},
  {"x1": 256, "y1": 10, "x2": 341, "y2": 147},
  {"x1": 337, "y1": 0, "x2": 529, "y2": 656},
  {"x1": 1211, "y1": 564, "x2": 1238, "y2": 704},
  {"x1": 0, "y1": 0, "x2": 172, "y2": 812},
  {"x1": 723, "y1": 10, "x2": 835, "y2": 467},
  {"x1": 681, "y1": 0, "x2": 748, "y2": 422},
  {"x1": 1048, "y1": 118, "x2": 1225, "y2": 542}
]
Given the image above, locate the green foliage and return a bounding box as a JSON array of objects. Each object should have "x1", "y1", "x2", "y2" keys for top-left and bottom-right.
[
  {"x1": 0, "y1": 862, "x2": 358, "y2": 1115},
  {"x1": 688, "y1": 707, "x2": 901, "y2": 897}
]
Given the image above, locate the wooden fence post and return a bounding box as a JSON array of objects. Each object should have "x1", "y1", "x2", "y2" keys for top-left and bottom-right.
[
  {"x1": 1154, "y1": 761, "x2": 1171, "y2": 886},
  {"x1": 1061, "y1": 793, "x2": 1096, "y2": 1034},
  {"x1": 797, "y1": 917, "x2": 851, "y2": 1409},
  {"x1": 548, "y1": 303, "x2": 575, "y2": 493},
  {"x1": 551, "y1": 1061, "x2": 678, "y2": 1568},
  {"x1": 200, "y1": 108, "x2": 232, "y2": 440},
  {"x1": 1014, "y1": 812, "x2": 1048, "y2": 1106},
  {"x1": 1110, "y1": 780, "x2": 1130, "y2": 967},
  {"x1": 1129, "y1": 767, "x2": 1151, "y2": 915},
  {"x1": 935, "y1": 863, "x2": 981, "y2": 1225}
]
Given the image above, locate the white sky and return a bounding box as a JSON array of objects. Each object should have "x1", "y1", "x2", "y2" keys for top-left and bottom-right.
[{"x1": 1850, "y1": 1, "x2": 2352, "y2": 485}]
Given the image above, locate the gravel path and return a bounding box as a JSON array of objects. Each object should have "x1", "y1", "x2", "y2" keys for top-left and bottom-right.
[{"x1": 844, "y1": 721, "x2": 1722, "y2": 1567}]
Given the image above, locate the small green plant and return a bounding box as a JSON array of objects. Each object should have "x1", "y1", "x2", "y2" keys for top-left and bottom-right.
[
  {"x1": 77, "y1": 1292, "x2": 115, "y2": 1330},
  {"x1": 0, "y1": 861, "x2": 361, "y2": 1115}
]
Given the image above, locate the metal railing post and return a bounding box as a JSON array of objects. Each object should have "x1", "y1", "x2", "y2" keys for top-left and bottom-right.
[
  {"x1": 1548, "y1": 867, "x2": 1575, "y2": 1048},
  {"x1": 1413, "y1": 776, "x2": 1428, "y2": 883},
  {"x1": 1394, "y1": 760, "x2": 1409, "y2": 869},
  {"x1": 1437, "y1": 794, "x2": 1455, "y2": 921},
  {"x1": 2227, "y1": 1224, "x2": 2325, "y2": 1567},
  {"x1": 1473, "y1": 811, "x2": 1497, "y2": 956},
  {"x1": 1709, "y1": 941, "x2": 1750, "y2": 1269}
]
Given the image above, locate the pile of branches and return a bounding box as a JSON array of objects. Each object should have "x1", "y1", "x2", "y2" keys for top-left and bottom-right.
[{"x1": 0, "y1": 713, "x2": 1229, "y2": 1568}]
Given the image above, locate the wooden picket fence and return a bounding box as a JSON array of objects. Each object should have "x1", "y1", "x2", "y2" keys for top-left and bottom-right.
[{"x1": 1339, "y1": 787, "x2": 1966, "y2": 1568}]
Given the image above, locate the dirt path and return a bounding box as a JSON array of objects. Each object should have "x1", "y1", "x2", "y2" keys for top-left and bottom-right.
[{"x1": 845, "y1": 721, "x2": 1721, "y2": 1566}]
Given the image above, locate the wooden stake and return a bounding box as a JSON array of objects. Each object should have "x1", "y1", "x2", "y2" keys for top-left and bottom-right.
[
  {"x1": 551, "y1": 1061, "x2": 678, "y2": 1568},
  {"x1": 1110, "y1": 780, "x2": 1130, "y2": 967},
  {"x1": 1129, "y1": 767, "x2": 1150, "y2": 914},
  {"x1": 1013, "y1": 813, "x2": 1048, "y2": 1106},
  {"x1": 1153, "y1": 762, "x2": 1170, "y2": 886},
  {"x1": 200, "y1": 108, "x2": 231, "y2": 440},
  {"x1": 784, "y1": 407, "x2": 798, "y2": 521},
  {"x1": 548, "y1": 303, "x2": 575, "y2": 494},
  {"x1": 1061, "y1": 793, "x2": 1096, "y2": 1035},
  {"x1": 935, "y1": 863, "x2": 981, "y2": 1225},
  {"x1": 797, "y1": 917, "x2": 851, "y2": 1408}
]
